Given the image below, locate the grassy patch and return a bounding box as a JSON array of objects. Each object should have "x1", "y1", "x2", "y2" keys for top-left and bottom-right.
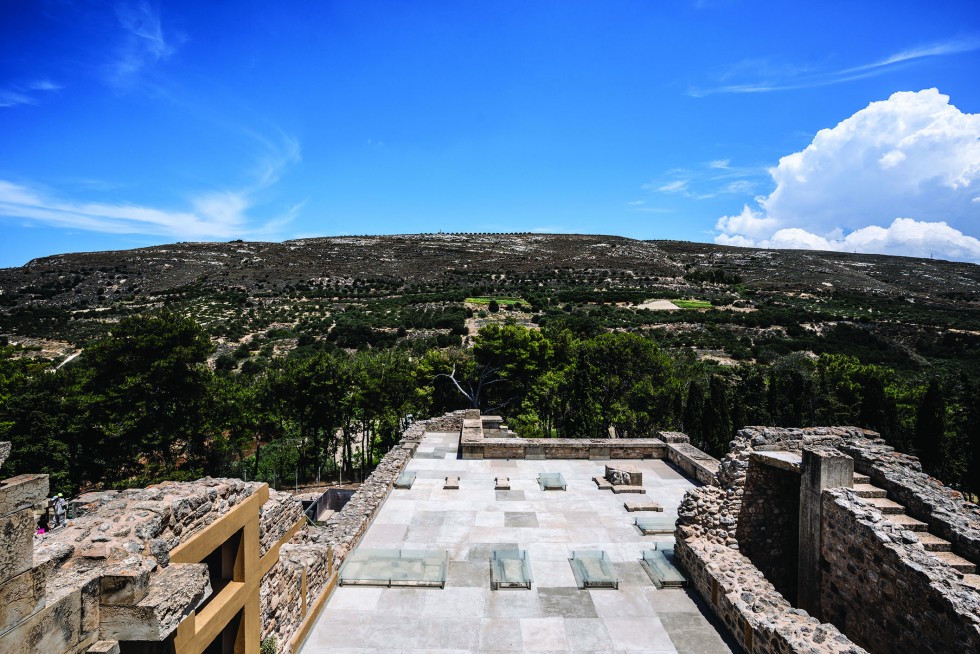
[
  {"x1": 465, "y1": 297, "x2": 524, "y2": 305},
  {"x1": 672, "y1": 299, "x2": 713, "y2": 309}
]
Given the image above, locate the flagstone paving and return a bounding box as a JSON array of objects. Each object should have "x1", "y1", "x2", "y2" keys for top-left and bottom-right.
[{"x1": 301, "y1": 431, "x2": 737, "y2": 653}]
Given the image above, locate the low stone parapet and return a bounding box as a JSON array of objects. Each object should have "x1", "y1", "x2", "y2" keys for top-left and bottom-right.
[
  {"x1": 462, "y1": 434, "x2": 668, "y2": 460},
  {"x1": 674, "y1": 536, "x2": 866, "y2": 654},
  {"x1": 665, "y1": 443, "x2": 719, "y2": 486}
]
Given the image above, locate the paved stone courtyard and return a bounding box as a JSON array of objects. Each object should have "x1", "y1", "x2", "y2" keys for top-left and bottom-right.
[{"x1": 301, "y1": 431, "x2": 737, "y2": 653}]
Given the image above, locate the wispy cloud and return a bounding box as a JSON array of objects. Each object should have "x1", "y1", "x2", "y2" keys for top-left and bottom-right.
[
  {"x1": 107, "y1": 1, "x2": 184, "y2": 88},
  {"x1": 0, "y1": 135, "x2": 303, "y2": 240},
  {"x1": 642, "y1": 159, "x2": 766, "y2": 200},
  {"x1": 655, "y1": 180, "x2": 689, "y2": 193},
  {"x1": 689, "y1": 35, "x2": 980, "y2": 96},
  {"x1": 626, "y1": 200, "x2": 673, "y2": 214},
  {"x1": 0, "y1": 79, "x2": 62, "y2": 108}
]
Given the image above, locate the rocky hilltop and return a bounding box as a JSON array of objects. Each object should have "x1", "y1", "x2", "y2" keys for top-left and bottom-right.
[
  {"x1": 2, "y1": 234, "x2": 979, "y2": 375},
  {"x1": 2, "y1": 233, "x2": 978, "y2": 309}
]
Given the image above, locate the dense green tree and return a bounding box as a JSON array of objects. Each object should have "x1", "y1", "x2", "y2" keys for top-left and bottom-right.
[
  {"x1": 767, "y1": 354, "x2": 817, "y2": 427},
  {"x1": 562, "y1": 332, "x2": 680, "y2": 438},
  {"x1": 700, "y1": 375, "x2": 733, "y2": 457},
  {"x1": 473, "y1": 323, "x2": 551, "y2": 412},
  {"x1": 1, "y1": 365, "x2": 74, "y2": 492},
  {"x1": 914, "y1": 378, "x2": 947, "y2": 476},
  {"x1": 682, "y1": 381, "x2": 705, "y2": 437},
  {"x1": 963, "y1": 379, "x2": 980, "y2": 496},
  {"x1": 74, "y1": 311, "x2": 214, "y2": 484}
]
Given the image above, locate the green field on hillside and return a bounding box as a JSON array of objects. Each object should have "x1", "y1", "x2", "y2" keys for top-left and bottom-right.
[
  {"x1": 465, "y1": 297, "x2": 524, "y2": 305},
  {"x1": 672, "y1": 299, "x2": 713, "y2": 309}
]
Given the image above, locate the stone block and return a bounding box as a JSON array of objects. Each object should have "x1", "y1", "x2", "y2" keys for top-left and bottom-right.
[
  {"x1": 604, "y1": 464, "x2": 642, "y2": 487},
  {"x1": 81, "y1": 577, "x2": 100, "y2": 635},
  {"x1": 658, "y1": 431, "x2": 690, "y2": 444},
  {"x1": 99, "y1": 560, "x2": 154, "y2": 606},
  {"x1": 611, "y1": 484, "x2": 645, "y2": 494},
  {"x1": 525, "y1": 446, "x2": 545, "y2": 460},
  {"x1": 87, "y1": 641, "x2": 120, "y2": 654},
  {"x1": 588, "y1": 447, "x2": 610, "y2": 460},
  {"x1": 0, "y1": 563, "x2": 48, "y2": 633},
  {"x1": 0, "y1": 507, "x2": 37, "y2": 585},
  {"x1": 0, "y1": 586, "x2": 82, "y2": 654},
  {"x1": 624, "y1": 501, "x2": 662, "y2": 512},
  {"x1": 0, "y1": 474, "x2": 48, "y2": 517},
  {"x1": 99, "y1": 563, "x2": 210, "y2": 642}
]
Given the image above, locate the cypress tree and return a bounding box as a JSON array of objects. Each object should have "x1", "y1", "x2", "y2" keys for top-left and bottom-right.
[{"x1": 914, "y1": 378, "x2": 946, "y2": 476}]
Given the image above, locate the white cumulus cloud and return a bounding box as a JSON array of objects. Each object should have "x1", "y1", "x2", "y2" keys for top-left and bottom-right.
[{"x1": 715, "y1": 89, "x2": 980, "y2": 262}]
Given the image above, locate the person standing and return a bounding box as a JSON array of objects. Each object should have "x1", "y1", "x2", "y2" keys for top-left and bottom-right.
[{"x1": 52, "y1": 493, "x2": 66, "y2": 528}]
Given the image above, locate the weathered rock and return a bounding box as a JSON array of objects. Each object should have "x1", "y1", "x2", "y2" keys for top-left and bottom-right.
[
  {"x1": 98, "y1": 563, "x2": 210, "y2": 641},
  {"x1": 0, "y1": 563, "x2": 48, "y2": 633},
  {"x1": 1, "y1": 507, "x2": 37, "y2": 585},
  {"x1": 0, "y1": 474, "x2": 49, "y2": 517}
]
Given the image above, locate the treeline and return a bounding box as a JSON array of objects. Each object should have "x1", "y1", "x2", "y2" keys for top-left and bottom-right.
[{"x1": 1, "y1": 313, "x2": 977, "y2": 496}]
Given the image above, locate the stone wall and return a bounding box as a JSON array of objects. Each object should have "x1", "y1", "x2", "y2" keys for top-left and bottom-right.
[
  {"x1": 735, "y1": 460, "x2": 800, "y2": 601},
  {"x1": 820, "y1": 489, "x2": 980, "y2": 653},
  {"x1": 665, "y1": 441, "x2": 719, "y2": 485},
  {"x1": 266, "y1": 411, "x2": 467, "y2": 654},
  {"x1": 460, "y1": 409, "x2": 669, "y2": 460},
  {"x1": 676, "y1": 427, "x2": 875, "y2": 654},
  {"x1": 837, "y1": 440, "x2": 980, "y2": 564},
  {"x1": 260, "y1": 489, "x2": 305, "y2": 558},
  {"x1": 676, "y1": 425, "x2": 980, "y2": 654},
  {"x1": 674, "y1": 536, "x2": 866, "y2": 654},
  {"x1": 0, "y1": 456, "x2": 306, "y2": 654}
]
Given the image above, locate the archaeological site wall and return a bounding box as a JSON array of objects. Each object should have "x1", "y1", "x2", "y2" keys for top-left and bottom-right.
[
  {"x1": 735, "y1": 457, "x2": 800, "y2": 601},
  {"x1": 0, "y1": 410, "x2": 468, "y2": 654},
  {"x1": 0, "y1": 447, "x2": 306, "y2": 654},
  {"x1": 675, "y1": 425, "x2": 980, "y2": 654},
  {"x1": 820, "y1": 489, "x2": 980, "y2": 653},
  {"x1": 270, "y1": 410, "x2": 467, "y2": 653}
]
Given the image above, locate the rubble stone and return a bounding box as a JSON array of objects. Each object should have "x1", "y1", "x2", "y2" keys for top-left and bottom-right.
[{"x1": 676, "y1": 425, "x2": 980, "y2": 654}]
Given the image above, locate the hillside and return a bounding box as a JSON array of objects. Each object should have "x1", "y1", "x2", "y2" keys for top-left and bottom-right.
[{"x1": 1, "y1": 233, "x2": 979, "y2": 373}]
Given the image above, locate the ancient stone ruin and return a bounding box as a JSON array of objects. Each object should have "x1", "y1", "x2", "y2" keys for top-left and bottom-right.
[
  {"x1": 676, "y1": 426, "x2": 980, "y2": 654},
  {"x1": 3, "y1": 414, "x2": 979, "y2": 654},
  {"x1": 594, "y1": 464, "x2": 647, "y2": 493},
  {"x1": 0, "y1": 411, "x2": 467, "y2": 654}
]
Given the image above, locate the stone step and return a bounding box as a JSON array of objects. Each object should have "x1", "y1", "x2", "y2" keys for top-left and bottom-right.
[
  {"x1": 962, "y1": 574, "x2": 980, "y2": 590},
  {"x1": 867, "y1": 497, "x2": 905, "y2": 514},
  {"x1": 930, "y1": 550, "x2": 977, "y2": 574},
  {"x1": 853, "y1": 473, "x2": 871, "y2": 484},
  {"x1": 886, "y1": 514, "x2": 928, "y2": 531},
  {"x1": 853, "y1": 483, "x2": 887, "y2": 498},
  {"x1": 916, "y1": 533, "x2": 952, "y2": 552}
]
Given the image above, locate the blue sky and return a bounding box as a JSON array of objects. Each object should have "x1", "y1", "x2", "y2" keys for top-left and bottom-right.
[{"x1": 2, "y1": 0, "x2": 980, "y2": 267}]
